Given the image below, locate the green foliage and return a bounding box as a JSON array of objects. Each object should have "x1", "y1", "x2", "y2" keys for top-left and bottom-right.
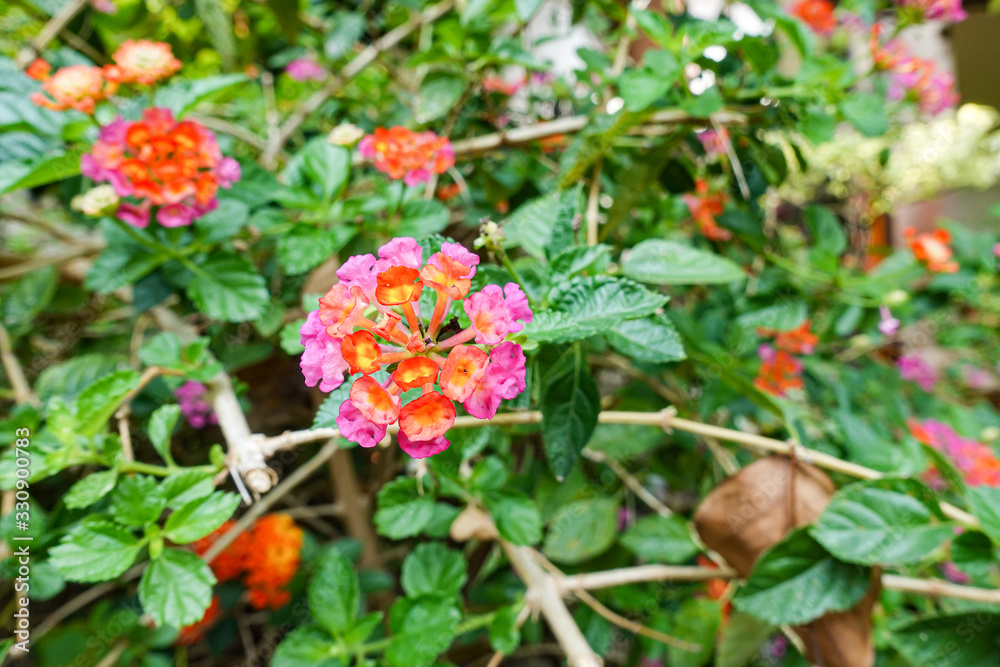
[
  {"x1": 733, "y1": 528, "x2": 871, "y2": 626},
  {"x1": 3, "y1": 1, "x2": 998, "y2": 665}
]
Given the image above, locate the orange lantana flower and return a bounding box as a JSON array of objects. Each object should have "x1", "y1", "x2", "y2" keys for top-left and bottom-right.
[
  {"x1": 905, "y1": 227, "x2": 959, "y2": 273},
  {"x1": 31, "y1": 64, "x2": 116, "y2": 114},
  {"x1": 683, "y1": 179, "x2": 731, "y2": 241},
  {"x1": 105, "y1": 39, "x2": 182, "y2": 85}
]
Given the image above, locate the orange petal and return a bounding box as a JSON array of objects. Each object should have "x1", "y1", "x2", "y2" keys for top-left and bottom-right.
[
  {"x1": 318, "y1": 284, "x2": 368, "y2": 337},
  {"x1": 375, "y1": 266, "x2": 423, "y2": 305},
  {"x1": 392, "y1": 357, "x2": 439, "y2": 391},
  {"x1": 419, "y1": 256, "x2": 471, "y2": 300},
  {"x1": 341, "y1": 331, "x2": 382, "y2": 375},
  {"x1": 439, "y1": 345, "x2": 488, "y2": 402},
  {"x1": 349, "y1": 376, "x2": 400, "y2": 425},
  {"x1": 398, "y1": 391, "x2": 455, "y2": 441}
]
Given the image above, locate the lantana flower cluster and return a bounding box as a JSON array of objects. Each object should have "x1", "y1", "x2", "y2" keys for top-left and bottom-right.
[
  {"x1": 904, "y1": 227, "x2": 959, "y2": 273},
  {"x1": 81, "y1": 108, "x2": 241, "y2": 227},
  {"x1": 789, "y1": 0, "x2": 837, "y2": 35},
  {"x1": 908, "y1": 418, "x2": 1000, "y2": 488},
  {"x1": 683, "y1": 178, "x2": 730, "y2": 241},
  {"x1": 754, "y1": 321, "x2": 818, "y2": 396},
  {"x1": 29, "y1": 40, "x2": 181, "y2": 114},
  {"x1": 299, "y1": 238, "x2": 531, "y2": 458},
  {"x1": 895, "y1": 0, "x2": 967, "y2": 22},
  {"x1": 358, "y1": 127, "x2": 455, "y2": 186},
  {"x1": 871, "y1": 27, "x2": 959, "y2": 115},
  {"x1": 174, "y1": 381, "x2": 217, "y2": 428},
  {"x1": 192, "y1": 514, "x2": 304, "y2": 610}
]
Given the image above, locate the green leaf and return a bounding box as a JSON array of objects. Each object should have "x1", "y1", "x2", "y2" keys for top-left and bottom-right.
[
  {"x1": 603, "y1": 314, "x2": 686, "y2": 363},
  {"x1": 308, "y1": 547, "x2": 359, "y2": 634},
  {"x1": 809, "y1": 478, "x2": 953, "y2": 566},
  {"x1": 186, "y1": 253, "x2": 269, "y2": 322},
  {"x1": 194, "y1": 197, "x2": 249, "y2": 244},
  {"x1": 888, "y1": 613, "x2": 1000, "y2": 667},
  {"x1": 284, "y1": 138, "x2": 350, "y2": 202},
  {"x1": 49, "y1": 522, "x2": 142, "y2": 583},
  {"x1": 2, "y1": 265, "x2": 57, "y2": 331},
  {"x1": 154, "y1": 75, "x2": 247, "y2": 115},
  {"x1": 397, "y1": 199, "x2": 450, "y2": 237},
  {"x1": 839, "y1": 93, "x2": 889, "y2": 137},
  {"x1": 622, "y1": 239, "x2": 745, "y2": 285},
  {"x1": 139, "y1": 548, "x2": 216, "y2": 628},
  {"x1": 416, "y1": 72, "x2": 466, "y2": 123},
  {"x1": 385, "y1": 599, "x2": 459, "y2": 667},
  {"x1": 163, "y1": 491, "x2": 240, "y2": 544},
  {"x1": 632, "y1": 9, "x2": 673, "y2": 47},
  {"x1": 64, "y1": 469, "x2": 118, "y2": 510},
  {"x1": 541, "y1": 345, "x2": 601, "y2": 479},
  {"x1": 543, "y1": 497, "x2": 618, "y2": 565},
  {"x1": 0, "y1": 148, "x2": 85, "y2": 194},
  {"x1": 75, "y1": 370, "x2": 141, "y2": 437},
  {"x1": 148, "y1": 405, "x2": 181, "y2": 465},
  {"x1": 324, "y1": 12, "x2": 366, "y2": 59},
  {"x1": 550, "y1": 244, "x2": 611, "y2": 277},
  {"x1": 0, "y1": 91, "x2": 67, "y2": 134},
  {"x1": 967, "y1": 486, "x2": 1000, "y2": 547},
  {"x1": 273, "y1": 626, "x2": 343, "y2": 667},
  {"x1": 111, "y1": 475, "x2": 166, "y2": 527},
  {"x1": 374, "y1": 478, "x2": 435, "y2": 539},
  {"x1": 621, "y1": 515, "x2": 699, "y2": 564},
  {"x1": 735, "y1": 301, "x2": 808, "y2": 333},
  {"x1": 401, "y1": 542, "x2": 467, "y2": 599},
  {"x1": 483, "y1": 492, "x2": 542, "y2": 546},
  {"x1": 490, "y1": 605, "x2": 522, "y2": 653},
  {"x1": 618, "y1": 68, "x2": 672, "y2": 112},
  {"x1": 527, "y1": 276, "x2": 667, "y2": 343},
  {"x1": 35, "y1": 353, "x2": 122, "y2": 404},
  {"x1": 666, "y1": 598, "x2": 722, "y2": 667},
  {"x1": 680, "y1": 87, "x2": 723, "y2": 118},
  {"x1": 501, "y1": 189, "x2": 580, "y2": 261},
  {"x1": 716, "y1": 611, "x2": 775, "y2": 667},
  {"x1": 277, "y1": 225, "x2": 356, "y2": 275},
  {"x1": 161, "y1": 469, "x2": 216, "y2": 510},
  {"x1": 732, "y1": 528, "x2": 871, "y2": 626}
]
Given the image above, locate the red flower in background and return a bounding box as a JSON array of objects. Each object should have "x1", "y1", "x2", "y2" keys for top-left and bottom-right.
[
  {"x1": 358, "y1": 126, "x2": 455, "y2": 187},
  {"x1": 191, "y1": 514, "x2": 304, "y2": 611},
  {"x1": 31, "y1": 64, "x2": 116, "y2": 114},
  {"x1": 683, "y1": 179, "x2": 730, "y2": 241},
  {"x1": 81, "y1": 108, "x2": 241, "y2": 227},
  {"x1": 905, "y1": 227, "x2": 959, "y2": 273},
  {"x1": 104, "y1": 40, "x2": 181, "y2": 85},
  {"x1": 789, "y1": 0, "x2": 837, "y2": 35}
]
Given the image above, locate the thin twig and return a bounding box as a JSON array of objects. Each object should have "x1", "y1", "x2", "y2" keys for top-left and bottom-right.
[
  {"x1": 15, "y1": 0, "x2": 90, "y2": 67},
  {"x1": 260, "y1": 408, "x2": 980, "y2": 529},
  {"x1": 201, "y1": 438, "x2": 340, "y2": 563},
  {"x1": 261, "y1": 0, "x2": 456, "y2": 167},
  {"x1": 583, "y1": 448, "x2": 673, "y2": 517},
  {"x1": 0, "y1": 322, "x2": 39, "y2": 406},
  {"x1": 585, "y1": 158, "x2": 603, "y2": 246},
  {"x1": 533, "y1": 550, "x2": 699, "y2": 652},
  {"x1": 501, "y1": 541, "x2": 603, "y2": 667}
]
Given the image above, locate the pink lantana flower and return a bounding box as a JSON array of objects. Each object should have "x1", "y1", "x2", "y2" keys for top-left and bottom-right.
[
  {"x1": 298, "y1": 239, "x2": 531, "y2": 457},
  {"x1": 175, "y1": 381, "x2": 217, "y2": 428},
  {"x1": 286, "y1": 58, "x2": 326, "y2": 82}
]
